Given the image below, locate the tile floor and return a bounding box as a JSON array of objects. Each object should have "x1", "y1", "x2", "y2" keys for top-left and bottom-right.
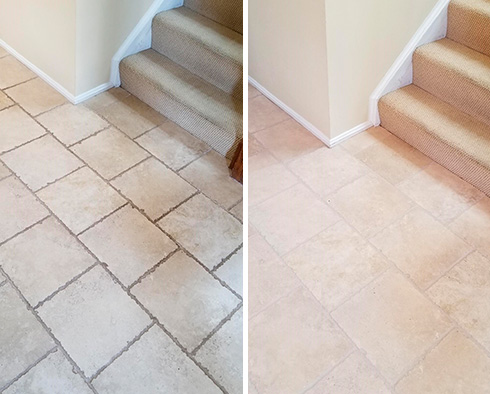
[
  {"x1": 0, "y1": 52, "x2": 243, "y2": 394},
  {"x1": 248, "y1": 83, "x2": 490, "y2": 394}
]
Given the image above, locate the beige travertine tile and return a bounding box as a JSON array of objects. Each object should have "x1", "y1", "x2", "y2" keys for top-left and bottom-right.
[
  {"x1": 2, "y1": 135, "x2": 83, "y2": 191},
  {"x1": 4, "y1": 350, "x2": 92, "y2": 394},
  {"x1": 371, "y1": 209, "x2": 471, "y2": 289},
  {"x1": 428, "y1": 252, "x2": 490, "y2": 351},
  {"x1": 249, "y1": 134, "x2": 267, "y2": 157},
  {"x1": 398, "y1": 162, "x2": 484, "y2": 224},
  {"x1": 97, "y1": 95, "x2": 166, "y2": 138},
  {"x1": 340, "y1": 126, "x2": 391, "y2": 155},
  {"x1": 284, "y1": 220, "x2": 389, "y2": 310},
  {"x1": 216, "y1": 248, "x2": 243, "y2": 296},
  {"x1": 249, "y1": 162, "x2": 298, "y2": 206},
  {"x1": 71, "y1": 128, "x2": 149, "y2": 180},
  {"x1": 0, "y1": 217, "x2": 95, "y2": 306},
  {"x1": 448, "y1": 197, "x2": 490, "y2": 259},
  {"x1": 332, "y1": 270, "x2": 452, "y2": 383},
  {"x1": 250, "y1": 184, "x2": 341, "y2": 255},
  {"x1": 248, "y1": 95, "x2": 290, "y2": 134},
  {"x1": 0, "y1": 284, "x2": 54, "y2": 388},
  {"x1": 0, "y1": 89, "x2": 14, "y2": 110},
  {"x1": 132, "y1": 251, "x2": 240, "y2": 350},
  {"x1": 289, "y1": 147, "x2": 369, "y2": 199},
  {"x1": 179, "y1": 151, "x2": 242, "y2": 210},
  {"x1": 329, "y1": 173, "x2": 413, "y2": 238},
  {"x1": 356, "y1": 133, "x2": 432, "y2": 184},
  {"x1": 248, "y1": 84, "x2": 261, "y2": 99},
  {"x1": 92, "y1": 326, "x2": 221, "y2": 394},
  {"x1": 37, "y1": 167, "x2": 126, "y2": 234},
  {"x1": 136, "y1": 122, "x2": 210, "y2": 171},
  {"x1": 0, "y1": 162, "x2": 11, "y2": 180},
  {"x1": 111, "y1": 158, "x2": 195, "y2": 220},
  {"x1": 0, "y1": 177, "x2": 48, "y2": 243},
  {"x1": 306, "y1": 352, "x2": 391, "y2": 394},
  {"x1": 79, "y1": 205, "x2": 176, "y2": 287},
  {"x1": 195, "y1": 309, "x2": 243, "y2": 394},
  {"x1": 396, "y1": 330, "x2": 490, "y2": 394},
  {"x1": 37, "y1": 266, "x2": 151, "y2": 378},
  {"x1": 0, "y1": 46, "x2": 8, "y2": 58},
  {"x1": 37, "y1": 103, "x2": 109, "y2": 146},
  {"x1": 249, "y1": 234, "x2": 302, "y2": 317},
  {"x1": 83, "y1": 88, "x2": 130, "y2": 111},
  {"x1": 249, "y1": 381, "x2": 259, "y2": 394},
  {"x1": 249, "y1": 148, "x2": 278, "y2": 173},
  {"x1": 230, "y1": 200, "x2": 243, "y2": 222},
  {"x1": 5, "y1": 78, "x2": 66, "y2": 116},
  {"x1": 158, "y1": 194, "x2": 242, "y2": 269},
  {"x1": 249, "y1": 286, "x2": 353, "y2": 394},
  {"x1": 0, "y1": 56, "x2": 36, "y2": 89},
  {"x1": 254, "y1": 119, "x2": 324, "y2": 162},
  {"x1": 0, "y1": 106, "x2": 45, "y2": 153}
]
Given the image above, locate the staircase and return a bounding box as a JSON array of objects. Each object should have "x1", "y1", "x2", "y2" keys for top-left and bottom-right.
[
  {"x1": 120, "y1": 0, "x2": 243, "y2": 158},
  {"x1": 379, "y1": 0, "x2": 490, "y2": 195}
]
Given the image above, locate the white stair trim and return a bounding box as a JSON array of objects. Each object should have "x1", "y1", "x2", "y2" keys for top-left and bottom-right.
[
  {"x1": 110, "y1": 0, "x2": 183, "y2": 87},
  {"x1": 369, "y1": 0, "x2": 450, "y2": 126}
]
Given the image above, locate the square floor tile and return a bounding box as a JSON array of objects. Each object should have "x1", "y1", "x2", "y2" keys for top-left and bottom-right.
[
  {"x1": 92, "y1": 326, "x2": 221, "y2": 394},
  {"x1": 329, "y1": 173, "x2": 413, "y2": 238},
  {"x1": 0, "y1": 284, "x2": 54, "y2": 388},
  {"x1": 71, "y1": 128, "x2": 149, "y2": 180},
  {"x1": 79, "y1": 205, "x2": 177, "y2": 287},
  {"x1": 0, "y1": 217, "x2": 95, "y2": 306},
  {"x1": 340, "y1": 126, "x2": 391, "y2": 156},
  {"x1": 248, "y1": 84, "x2": 261, "y2": 99},
  {"x1": 3, "y1": 350, "x2": 92, "y2": 394},
  {"x1": 306, "y1": 352, "x2": 390, "y2": 394},
  {"x1": 284, "y1": 220, "x2": 389, "y2": 310},
  {"x1": 249, "y1": 234, "x2": 302, "y2": 317},
  {"x1": 230, "y1": 200, "x2": 243, "y2": 222},
  {"x1": 111, "y1": 158, "x2": 195, "y2": 220},
  {"x1": 0, "y1": 89, "x2": 14, "y2": 110},
  {"x1": 0, "y1": 106, "x2": 45, "y2": 154},
  {"x1": 249, "y1": 134, "x2": 266, "y2": 157},
  {"x1": 5, "y1": 78, "x2": 66, "y2": 116},
  {"x1": 37, "y1": 104, "x2": 109, "y2": 145},
  {"x1": 250, "y1": 184, "x2": 341, "y2": 255},
  {"x1": 132, "y1": 251, "x2": 240, "y2": 350},
  {"x1": 428, "y1": 252, "x2": 490, "y2": 352},
  {"x1": 249, "y1": 286, "x2": 352, "y2": 394},
  {"x1": 249, "y1": 148, "x2": 278, "y2": 173},
  {"x1": 331, "y1": 269, "x2": 452, "y2": 383},
  {"x1": 288, "y1": 147, "x2": 369, "y2": 199},
  {"x1": 179, "y1": 151, "x2": 243, "y2": 210},
  {"x1": 249, "y1": 162, "x2": 298, "y2": 206},
  {"x1": 0, "y1": 56, "x2": 35, "y2": 89},
  {"x1": 0, "y1": 162, "x2": 11, "y2": 180},
  {"x1": 0, "y1": 177, "x2": 48, "y2": 243},
  {"x1": 136, "y1": 122, "x2": 210, "y2": 171},
  {"x1": 396, "y1": 330, "x2": 490, "y2": 394},
  {"x1": 215, "y1": 248, "x2": 243, "y2": 296},
  {"x1": 2, "y1": 135, "x2": 83, "y2": 191},
  {"x1": 355, "y1": 133, "x2": 431, "y2": 184},
  {"x1": 37, "y1": 266, "x2": 151, "y2": 378},
  {"x1": 0, "y1": 46, "x2": 8, "y2": 58},
  {"x1": 37, "y1": 167, "x2": 126, "y2": 234},
  {"x1": 371, "y1": 208, "x2": 471, "y2": 289},
  {"x1": 248, "y1": 95, "x2": 290, "y2": 134},
  {"x1": 254, "y1": 119, "x2": 324, "y2": 162},
  {"x1": 97, "y1": 95, "x2": 166, "y2": 139},
  {"x1": 158, "y1": 194, "x2": 242, "y2": 269},
  {"x1": 195, "y1": 309, "x2": 243, "y2": 394},
  {"x1": 83, "y1": 88, "x2": 130, "y2": 112}
]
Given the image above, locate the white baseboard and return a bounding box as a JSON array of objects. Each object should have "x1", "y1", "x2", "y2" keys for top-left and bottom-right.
[
  {"x1": 249, "y1": 77, "x2": 372, "y2": 148},
  {"x1": 369, "y1": 0, "x2": 450, "y2": 125},
  {"x1": 0, "y1": 39, "x2": 113, "y2": 104}
]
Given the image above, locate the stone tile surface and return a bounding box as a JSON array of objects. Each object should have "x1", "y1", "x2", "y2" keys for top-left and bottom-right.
[
  {"x1": 249, "y1": 162, "x2": 298, "y2": 206},
  {"x1": 216, "y1": 248, "x2": 243, "y2": 296},
  {"x1": 248, "y1": 84, "x2": 261, "y2": 99},
  {"x1": 83, "y1": 88, "x2": 130, "y2": 111},
  {"x1": 0, "y1": 106, "x2": 45, "y2": 153},
  {"x1": 0, "y1": 56, "x2": 35, "y2": 89},
  {"x1": 0, "y1": 89, "x2": 14, "y2": 110},
  {"x1": 0, "y1": 162, "x2": 10, "y2": 180},
  {"x1": 230, "y1": 200, "x2": 243, "y2": 222},
  {"x1": 340, "y1": 126, "x2": 391, "y2": 155},
  {"x1": 248, "y1": 95, "x2": 289, "y2": 133}
]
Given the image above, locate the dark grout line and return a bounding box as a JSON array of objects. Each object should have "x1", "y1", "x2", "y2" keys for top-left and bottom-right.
[
  {"x1": 0, "y1": 213, "x2": 50, "y2": 249},
  {"x1": 32, "y1": 164, "x2": 87, "y2": 194},
  {"x1": 76, "y1": 202, "x2": 130, "y2": 237},
  {"x1": 152, "y1": 190, "x2": 200, "y2": 223},
  {"x1": 0, "y1": 130, "x2": 48, "y2": 156}
]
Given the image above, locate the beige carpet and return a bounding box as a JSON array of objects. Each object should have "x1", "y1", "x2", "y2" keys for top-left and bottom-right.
[
  {"x1": 380, "y1": 0, "x2": 490, "y2": 195},
  {"x1": 184, "y1": 0, "x2": 243, "y2": 34}
]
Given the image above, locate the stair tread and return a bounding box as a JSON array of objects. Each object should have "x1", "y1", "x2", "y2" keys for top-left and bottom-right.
[
  {"x1": 451, "y1": 0, "x2": 490, "y2": 15},
  {"x1": 154, "y1": 7, "x2": 242, "y2": 65},
  {"x1": 121, "y1": 49, "x2": 242, "y2": 133},
  {"x1": 381, "y1": 84, "x2": 490, "y2": 169}
]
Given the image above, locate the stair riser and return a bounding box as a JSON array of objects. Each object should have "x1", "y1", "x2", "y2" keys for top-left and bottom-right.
[
  {"x1": 379, "y1": 101, "x2": 490, "y2": 196},
  {"x1": 152, "y1": 20, "x2": 243, "y2": 99},
  {"x1": 184, "y1": 0, "x2": 242, "y2": 34},
  {"x1": 413, "y1": 52, "x2": 490, "y2": 128},
  {"x1": 447, "y1": 2, "x2": 490, "y2": 57}
]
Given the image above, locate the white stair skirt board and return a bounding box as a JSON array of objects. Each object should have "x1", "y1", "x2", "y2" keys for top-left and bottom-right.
[
  {"x1": 369, "y1": 0, "x2": 450, "y2": 126},
  {"x1": 0, "y1": 39, "x2": 113, "y2": 104},
  {"x1": 248, "y1": 76, "x2": 373, "y2": 148},
  {"x1": 111, "y1": 0, "x2": 183, "y2": 87}
]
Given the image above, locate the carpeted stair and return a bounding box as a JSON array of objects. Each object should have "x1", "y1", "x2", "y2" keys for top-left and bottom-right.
[
  {"x1": 379, "y1": 0, "x2": 490, "y2": 195},
  {"x1": 120, "y1": 2, "x2": 243, "y2": 158}
]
